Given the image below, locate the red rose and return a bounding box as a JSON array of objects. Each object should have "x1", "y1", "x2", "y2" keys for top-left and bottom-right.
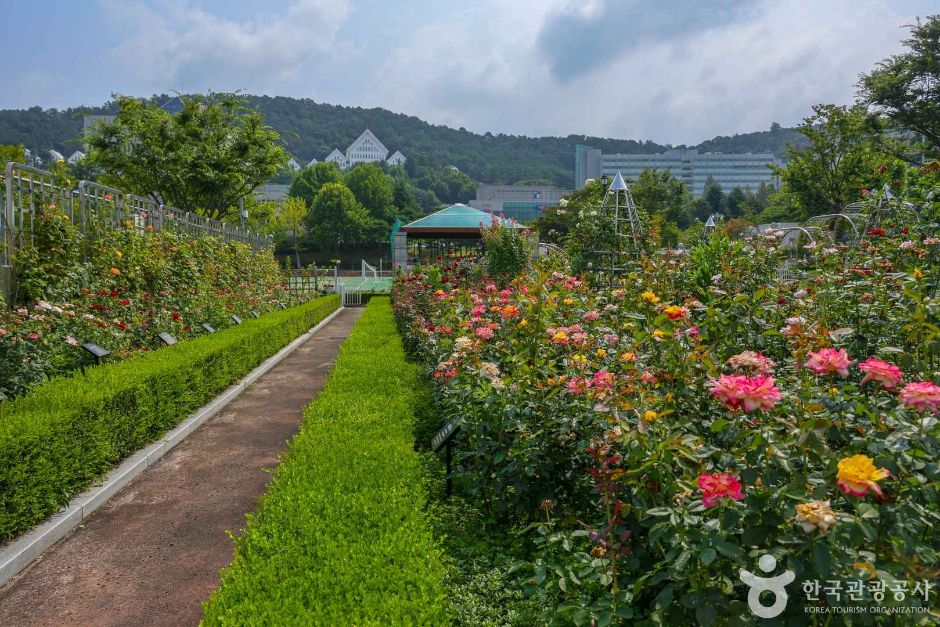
[
  {"x1": 118, "y1": 322, "x2": 127, "y2": 330},
  {"x1": 110, "y1": 290, "x2": 119, "y2": 297},
  {"x1": 120, "y1": 299, "x2": 130, "y2": 306},
  {"x1": 98, "y1": 289, "x2": 107, "y2": 296},
  {"x1": 171, "y1": 312, "x2": 181, "y2": 321}
]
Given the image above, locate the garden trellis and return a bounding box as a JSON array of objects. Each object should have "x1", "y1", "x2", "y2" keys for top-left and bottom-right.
[
  {"x1": 1, "y1": 162, "x2": 272, "y2": 305},
  {"x1": 591, "y1": 171, "x2": 643, "y2": 287}
]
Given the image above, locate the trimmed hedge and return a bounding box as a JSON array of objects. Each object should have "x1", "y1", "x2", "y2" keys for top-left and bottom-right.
[
  {"x1": 0, "y1": 294, "x2": 340, "y2": 541},
  {"x1": 202, "y1": 298, "x2": 448, "y2": 625}
]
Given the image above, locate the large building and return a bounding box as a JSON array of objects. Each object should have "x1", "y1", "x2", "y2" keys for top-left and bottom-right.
[
  {"x1": 322, "y1": 129, "x2": 406, "y2": 169},
  {"x1": 469, "y1": 184, "x2": 572, "y2": 223},
  {"x1": 575, "y1": 145, "x2": 780, "y2": 195}
]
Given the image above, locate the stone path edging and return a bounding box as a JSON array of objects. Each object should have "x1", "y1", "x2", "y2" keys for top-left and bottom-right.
[{"x1": 0, "y1": 305, "x2": 344, "y2": 588}]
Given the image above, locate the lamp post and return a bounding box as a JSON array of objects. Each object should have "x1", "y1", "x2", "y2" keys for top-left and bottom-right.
[{"x1": 601, "y1": 173, "x2": 610, "y2": 191}]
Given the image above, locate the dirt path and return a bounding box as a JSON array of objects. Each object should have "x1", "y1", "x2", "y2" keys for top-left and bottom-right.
[{"x1": 0, "y1": 307, "x2": 363, "y2": 627}]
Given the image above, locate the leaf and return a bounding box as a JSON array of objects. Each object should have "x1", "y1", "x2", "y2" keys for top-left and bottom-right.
[
  {"x1": 716, "y1": 540, "x2": 744, "y2": 559},
  {"x1": 655, "y1": 584, "x2": 675, "y2": 610},
  {"x1": 857, "y1": 502, "x2": 880, "y2": 519},
  {"x1": 700, "y1": 547, "x2": 717, "y2": 566},
  {"x1": 558, "y1": 577, "x2": 567, "y2": 593},
  {"x1": 646, "y1": 507, "x2": 672, "y2": 516},
  {"x1": 696, "y1": 603, "x2": 718, "y2": 626},
  {"x1": 813, "y1": 542, "x2": 831, "y2": 576}
]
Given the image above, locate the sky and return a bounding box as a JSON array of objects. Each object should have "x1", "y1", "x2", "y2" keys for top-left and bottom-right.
[{"x1": 1, "y1": 0, "x2": 935, "y2": 144}]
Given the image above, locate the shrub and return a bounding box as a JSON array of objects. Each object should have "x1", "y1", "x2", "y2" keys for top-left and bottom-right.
[
  {"x1": 0, "y1": 295, "x2": 339, "y2": 542},
  {"x1": 481, "y1": 216, "x2": 533, "y2": 280},
  {"x1": 202, "y1": 299, "x2": 447, "y2": 625}
]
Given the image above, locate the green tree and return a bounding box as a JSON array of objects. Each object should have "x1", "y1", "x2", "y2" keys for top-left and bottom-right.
[
  {"x1": 773, "y1": 104, "x2": 882, "y2": 218},
  {"x1": 702, "y1": 177, "x2": 726, "y2": 218},
  {"x1": 0, "y1": 144, "x2": 26, "y2": 165},
  {"x1": 279, "y1": 196, "x2": 308, "y2": 269},
  {"x1": 85, "y1": 93, "x2": 286, "y2": 219},
  {"x1": 306, "y1": 183, "x2": 373, "y2": 253},
  {"x1": 630, "y1": 170, "x2": 692, "y2": 238},
  {"x1": 859, "y1": 16, "x2": 940, "y2": 155},
  {"x1": 726, "y1": 187, "x2": 747, "y2": 218},
  {"x1": 289, "y1": 162, "x2": 343, "y2": 208},
  {"x1": 345, "y1": 163, "x2": 395, "y2": 225}
]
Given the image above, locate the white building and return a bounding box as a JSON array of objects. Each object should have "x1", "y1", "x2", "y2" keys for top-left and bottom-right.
[
  {"x1": 67, "y1": 150, "x2": 85, "y2": 164},
  {"x1": 306, "y1": 157, "x2": 319, "y2": 168},
  {"x1": 48, "y1": 150, "x2": 65, "y2": 163},
  {"x1": 286, "y1": 156, "x2": 302, "y2": 171},
  {"x1": 576, "y1": 145, "x2": 780, "y2": 195},
  {"x1": 323, "y1": 129, "x2": 405, "y2": 169},
  {"x1": 325, "y1": 149, "x2": 347, "y2": 167}
]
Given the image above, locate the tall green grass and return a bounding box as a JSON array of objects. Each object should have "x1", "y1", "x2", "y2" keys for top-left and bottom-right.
[
  {"x1": 0, "y1": 295, "x2": 339, "y2": 541},
  {"x1": 202, "y1": 298, "x2": 447, "y2": 625}
]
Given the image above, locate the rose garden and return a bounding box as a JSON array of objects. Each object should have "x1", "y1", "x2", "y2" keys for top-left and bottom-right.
[{"x1": 0, "y1": 16, "x2": 939, "y2": 627}]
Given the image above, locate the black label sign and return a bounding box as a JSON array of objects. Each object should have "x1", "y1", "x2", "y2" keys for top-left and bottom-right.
[
  {"x1": 431, "y1": 419, "x2": 462, "y2": 452},
  {"x1": 250, "y1": 310, "x2": 261, "y2": 318},
  {"x1": 231, "y1": 315, "x2": 243, "y2": 325},
  {"x1": 158, "y1": 332, "x2": 177, "y2": 346},
  {"x1": 81, "y1": 342, "x2": 110, "y2": 358},
  {"x1": 202, "y1": 323, "x2": 216, "y2": 333}
]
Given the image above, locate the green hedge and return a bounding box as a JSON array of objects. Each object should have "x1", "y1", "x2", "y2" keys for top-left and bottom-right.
[
  {"x1": 0, "y1": 294, "x2": 340, "y2": 541},
  {"x1": 202, "y1": 298, "x2": 448, "y2": 625}
]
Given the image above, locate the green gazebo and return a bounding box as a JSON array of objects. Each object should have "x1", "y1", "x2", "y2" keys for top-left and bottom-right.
[{"x1": 392, "y1": 204, "x2": 524, "y2": 269}]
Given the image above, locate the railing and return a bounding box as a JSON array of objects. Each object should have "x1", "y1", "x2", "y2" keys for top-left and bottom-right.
[{"x1": 1, "y1": 162, "x2": 273, "y2": 269}]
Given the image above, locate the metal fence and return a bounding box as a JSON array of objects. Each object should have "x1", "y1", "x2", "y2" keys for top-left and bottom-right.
[{"x1": 1, "y1": 162, "x2": 273, "y2": 269}]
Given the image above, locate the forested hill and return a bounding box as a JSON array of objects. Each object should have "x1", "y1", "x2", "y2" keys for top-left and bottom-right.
[{"x1": 0, "y1": 94, "x2": 804, "y2": 187}]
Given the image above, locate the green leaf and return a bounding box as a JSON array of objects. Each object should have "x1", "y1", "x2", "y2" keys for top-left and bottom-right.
[
  {"x1": 646, "y1": 507, "x2": 672, "y2": 516},
  {"x1": 696, "y1": 602, "x2": 718, "y2": 626},
  {"x1": 813, "y1": 543, "x2": 831, "y2": 576},
  {"x1": 700, "y1": 547, "x2": 717, "y2": 566},
  {"x1": 716, "y1": 541, "x2": 744, "y2": 559},
  {"x1": 655, "y1": 585, "x2": 675, "y2": 610}
]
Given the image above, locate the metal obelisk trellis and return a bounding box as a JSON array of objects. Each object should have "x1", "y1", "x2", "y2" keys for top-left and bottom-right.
[{"x1": 595, "y1": 171, "x2": 641, "y2": 288}]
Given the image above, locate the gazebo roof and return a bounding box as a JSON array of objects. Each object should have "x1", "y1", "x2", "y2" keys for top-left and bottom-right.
[{"x1": 401, "y1": 203, "x2": 523, "y2": 238}]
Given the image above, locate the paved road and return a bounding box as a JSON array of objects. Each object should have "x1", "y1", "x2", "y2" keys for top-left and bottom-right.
[{"x1": 0, "y1": 307, "x2": 363, "y2": 627}]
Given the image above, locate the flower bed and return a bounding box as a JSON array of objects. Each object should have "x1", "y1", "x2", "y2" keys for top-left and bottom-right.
[
  {"x1": 202, "y1": 298, "x2": 447, "y2": 624},
  {"x1": 393, "y1": 226, "x2": 940, "y2": 623},
  {"x1": 0, "y1": 295, "x2": 339, "y2": 542},
  {"x1": 1, "y1": 208, "x2": 290, "y2": 398}
]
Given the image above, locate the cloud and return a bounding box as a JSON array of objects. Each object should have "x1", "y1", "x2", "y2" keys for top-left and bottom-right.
[
  {"x1": 536, "y1": 0, "x2": 751, "y2": 82},
  {"x1": 101, "y1": 0, "x2": 351, "y2": 93},
  {"x1": 370, "y1": 0, "x2": 928, "y2": 144}
]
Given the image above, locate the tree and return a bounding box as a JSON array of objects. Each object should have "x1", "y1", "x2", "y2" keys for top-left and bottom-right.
[
  {"x1": 629, "y1": 169, "x2": 692, "y2": 245},
  {"x1": 278, "y1": 196, "x2": 307, "y2": 269},
  {"x1": 85, "y1": 93, "x2": 287, "y2": 219},
  {"x1": 345, "y1": 163, "x2": 395, "y2": 224},
  {"x1": 702, "y1": 177, "x2": 726, "y2": 218},
  {"x1": 773, "y1": 104, "x2": 882, "y2": 218},
  {"x1": 726, "y1": 187, "x2": 747, "y2": 218},
  {"x1": 859, "y1": 16, "x2": 940, "y2": 155},
  {"x1": 0, "y1": 144, "x2": 26, "y2": 164},
  {"x1": 306, "y1": 182, "x2": 373, "y2": 253},
  {"x1": 289, "y1": 162, "x2": 343, "y2": 208}
]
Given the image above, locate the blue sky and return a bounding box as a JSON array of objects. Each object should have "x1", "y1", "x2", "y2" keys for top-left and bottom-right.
[{"x1": 1, "y1": 0, "x2": 935, "y2": 144}]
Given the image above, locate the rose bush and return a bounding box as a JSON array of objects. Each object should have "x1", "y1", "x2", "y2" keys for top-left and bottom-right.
[
  {"x1": 393, "y1": 213, "x2": 939, "y2": 624},
  {"x1": 0, "y1": 208, "x2": 289, "y2": 397}
]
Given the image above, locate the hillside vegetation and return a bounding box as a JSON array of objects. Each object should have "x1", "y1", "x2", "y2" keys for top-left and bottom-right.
[{"x1": 0, "y1": 95, "x2": 802, "y2": 188}]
